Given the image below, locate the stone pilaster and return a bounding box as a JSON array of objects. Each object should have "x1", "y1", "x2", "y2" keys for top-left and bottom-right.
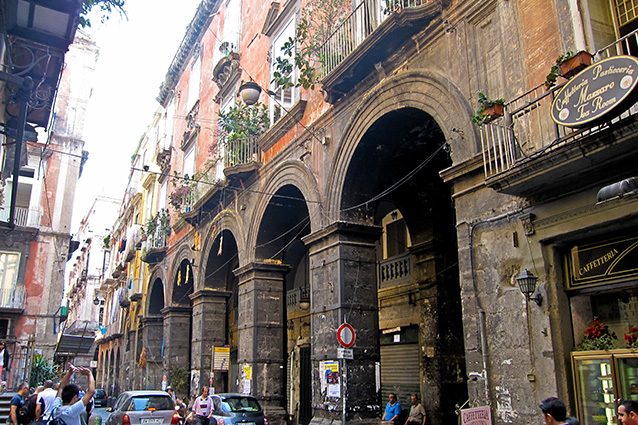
[
  {"x1": 302, "y1": 222, "x2": 382, "y2": 424},
  {"x1": 162, "y1": 306, "x2": 192, "y2": 380},
  {"x1": 189, "y1": 289, "x2": 231, "y2": 395},
  {"x1": 234, "y1": 262, "x2": 290, "y2": 425},
  {"x1": 141, "y1": 315, "x2": 164, "y2": 390}
]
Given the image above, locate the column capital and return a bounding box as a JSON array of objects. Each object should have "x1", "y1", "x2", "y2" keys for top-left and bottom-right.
[
  {"x1": 233, "y1": 261, "x2": 291, "y2": 279},
  {"x1": 301, "y1": 221, "x2": 382, "y2": 250},
  {"x1": 160, "y1": 305, "x2": 192, "y2": 318},
  {"x1": 189, "y1": 288, "x2": 232, "y2": 303},
  {"x1": 140, "y1": 315, "x2": 163, "y2": 326}
]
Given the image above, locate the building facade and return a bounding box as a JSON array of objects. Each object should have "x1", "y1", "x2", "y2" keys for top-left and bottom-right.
[
  {"x1": 98, "y1": 1, "x2": 638, "y2": 425},
  {"x1": 0, "y1": 6, "x2": 95, "y2": 387}
]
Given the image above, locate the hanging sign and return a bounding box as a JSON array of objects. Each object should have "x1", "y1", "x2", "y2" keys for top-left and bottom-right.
[
  {"x1": 336, "y1": 323, "x2": 356, "y2": 348},
  {"x1": 551, "y1": 55, "x2": 638, "y2": 127}
]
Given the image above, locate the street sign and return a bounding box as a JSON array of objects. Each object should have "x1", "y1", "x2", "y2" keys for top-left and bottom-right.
[
  {"x1": 337, "y1": 348, "x2": 353, "y2": 360},
  {"x1": 336, "y1": 323, "x2": 356, "y2": 348}
]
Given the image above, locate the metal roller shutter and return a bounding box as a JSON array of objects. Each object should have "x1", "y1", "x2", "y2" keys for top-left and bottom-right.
[{"x1": 380, "y1": 343, "x2": 420, "y2": 407}]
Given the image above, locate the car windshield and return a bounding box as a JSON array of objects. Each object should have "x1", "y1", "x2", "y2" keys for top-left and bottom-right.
[
  {"x1": 221, "y1": 397, "x2": 261, "y2": 413},
  {"x1": 95, "y1": 390, "x2": 106, "y2": 399},
  {"x1": 127, "y1": 396, "x2": 174, "y2": 411}
]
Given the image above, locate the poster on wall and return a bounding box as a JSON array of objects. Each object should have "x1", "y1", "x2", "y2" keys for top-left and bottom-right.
[
  {"x1": 320, "y1": 361, "x2": 340, "y2": 398},
  {"x1": 460, "y1": 406, "x2": 492, "y2": 425},
  {"x1": 241, "y1": 364, "x2": 252, "y2": 394}
]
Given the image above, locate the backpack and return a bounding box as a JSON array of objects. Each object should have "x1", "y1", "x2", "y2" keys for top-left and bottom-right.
[
  {"x1": 48, "y1": 407, "x2": 68, "y2": 425},
  {"x1": 16, "y1": 394, "x2": 38, "y2": 425}
]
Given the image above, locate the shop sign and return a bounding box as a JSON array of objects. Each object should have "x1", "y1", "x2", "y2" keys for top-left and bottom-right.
[
  {"x1": 565, "y1": 234, "x2": 638, "y2": 288},
  {"x1": 460, "y1": 406, "x2": 492, "y2": 425},
  {"x1": 551, "y1": 55, "x2": 638, "y2": 127}
]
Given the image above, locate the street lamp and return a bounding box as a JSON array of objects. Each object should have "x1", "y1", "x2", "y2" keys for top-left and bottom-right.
[
  {"x1": 238, "y1": 81, "x2": 262, "y2": 105},
  {"x1": 516, "y1": 269, "x2": 542, "y2": 306},
  {"x1": 93, "y1": 296, "x2": 101, "y2": 306}
]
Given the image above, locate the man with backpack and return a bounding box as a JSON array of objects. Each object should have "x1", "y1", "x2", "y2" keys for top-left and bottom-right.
[
  {"x1": 36, "y1": 381, "x2": 57, "y2": 425},
  {"x1": 49, "y1": 364, "x2": 95, "y2": 425},
  {"x1": 10, "y1": 382, "x2": 31, "y2": 425}
]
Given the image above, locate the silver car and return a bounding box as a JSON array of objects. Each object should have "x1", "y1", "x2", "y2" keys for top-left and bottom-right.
[
  {"x1": 105, "y1": 391, "x2": 178, "y2": 425},
  {"x1": 210, "y1": 394, "x2": 267, "y2": 425}
]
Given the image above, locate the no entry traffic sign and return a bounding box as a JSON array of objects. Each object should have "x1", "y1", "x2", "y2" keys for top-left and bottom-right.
[{"x1": 336, "y1": 323, "x2": 356, "y2": 348}]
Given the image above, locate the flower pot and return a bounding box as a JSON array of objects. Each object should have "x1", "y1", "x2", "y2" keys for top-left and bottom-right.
[
  {"x1": 559, "y1": 51, "x2": 593, "y2": 79},
  {"x1": 480, "y1": 103, "x2": 504, "y2": 123},
  {"x1": 239, "y1": 81, "x2": 262, "y2": 106}
]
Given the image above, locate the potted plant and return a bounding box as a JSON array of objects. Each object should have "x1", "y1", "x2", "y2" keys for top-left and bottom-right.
[
  {"x1": 545, "y1": 50, "x2": 594, "y2": 88},
  {"x1": 218, "y1": 103, "x2": 269, "y2": 167},
  {"x1": 471, "y1": 91, "x2": 505, "y2": 126},
  {"x1": 625, "y1": 325, "x2": 638, "y2": 349},
  {"x1": 576, "y1": 318, "x2": 617, "y2": 351}
]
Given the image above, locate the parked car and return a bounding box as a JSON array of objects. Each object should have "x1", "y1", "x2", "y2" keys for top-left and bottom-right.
[
  {"x1": 105, "y1": 390, "x2": 179, "y2": 425},
  {"x1": 210, "y1": 394, "x2": 268, "y2": 425},
  {"x1": 94, "y1": 389, "x2": 108, "y2": 408}
]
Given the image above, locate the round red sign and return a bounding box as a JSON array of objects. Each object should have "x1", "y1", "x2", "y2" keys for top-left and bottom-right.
[{"x1": 336, "y1": 323, "x2": 356, "y2": 348}]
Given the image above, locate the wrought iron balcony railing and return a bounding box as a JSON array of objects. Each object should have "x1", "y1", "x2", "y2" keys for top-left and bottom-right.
[
  {"x1": 0, "y1": 207, "x2": 42, "y2": 228},
  {"x1": 223, "y1": 137, "x2": 261, "y2": 169},
  {"x1": 481, "y1": 29, "x2": 638, "y2": 179},
  {"x1": 319, "y1": 0, "x2": 427, "y2": 78}
]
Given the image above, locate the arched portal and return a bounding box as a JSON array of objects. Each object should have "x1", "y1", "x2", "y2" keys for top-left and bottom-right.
[
  {"x1": 340, "y1": 107, "x2": 467, "y2": 425},
  {"x1": 144, "y1": 277, "x2": 165, "y2": 389},
  {"x1": 253, "y1": 184, "x2": 312, "y2": 425},
  {"x1": 172, "y1": 259, "x2": 194, "y2": 305},
  {"x1": 201, "y1": 229, "x2": 240, "y2": 393}
]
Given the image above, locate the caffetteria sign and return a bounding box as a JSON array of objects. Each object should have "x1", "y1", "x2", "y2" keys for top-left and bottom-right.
[{"x1": 551, "y1": 55, "x2": 638, "y2": 127}]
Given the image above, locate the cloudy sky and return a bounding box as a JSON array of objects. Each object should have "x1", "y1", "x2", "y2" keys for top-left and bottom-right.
[{"x1": 71, "y1": 0, "x2": 201, "y2": 229}]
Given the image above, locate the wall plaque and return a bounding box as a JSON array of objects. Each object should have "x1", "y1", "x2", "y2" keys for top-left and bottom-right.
[
  {"x1": 565, "y1": 234, "x2": 638, "y2": 288},
  {"x1": 551, "y1": 55, "x2": 638, "y2": 127}
]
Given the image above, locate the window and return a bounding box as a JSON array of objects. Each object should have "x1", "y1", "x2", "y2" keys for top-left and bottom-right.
[
  {"x1": 0, "y1": 252, "x2": 20, "y2": 294},
  {"x1": 158, "y1": 180, "x2": 168, "y2": 210},
  {"x1": 223, "y1": 0, "x2": 242, "y2": 54},
  {"x1": 269, "y1": 17, "x2": 298, "y2": 124},
  {"x1": 381, "y1": 210, "x2": 411, "y2": 259},
  {"x1": 187, "y1": 48, "x2": 202, "y2": 113},
  {"x1": 217, "y1": 95, "x2": 236, "y2": 178},
  {"x1": 580, "y1": 0, "x2": 638, "y2": 52},
  {"x1": 127, "y1": 396, "x2": 174, "y2": 412},
  {"x1": 183, "y1": 144, "x2": 196, "y2": 179}
]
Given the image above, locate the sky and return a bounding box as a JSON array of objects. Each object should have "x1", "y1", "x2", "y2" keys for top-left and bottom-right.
[{"x1": 71, "y1": 0, "x2": 201, "y2": 230}]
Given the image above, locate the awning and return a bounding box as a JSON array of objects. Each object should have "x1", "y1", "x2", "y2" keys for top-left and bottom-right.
[{"x1": 55, "y1": 333, "x2": 96, "y2": 356}]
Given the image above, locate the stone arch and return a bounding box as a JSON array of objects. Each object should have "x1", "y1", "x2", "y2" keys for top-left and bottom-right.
[
  {"x1": 246, "y1": 159, "x2": 323, "y2": 261},
  {"x1": 167, "y1": 243, "x2": 195, "y2": 305},
  {"x1": 326, "y1": 69, "x2": 474, "y2": 216},
  {"x1": 146, "y1": 267, "x2": 167, "y2": 314},
  {"x1": 197, "y1": 209, "x2": 245, "y2": 290},
  {"x1": 147, "y1": 278, "x2": 165, "y2": 315}
]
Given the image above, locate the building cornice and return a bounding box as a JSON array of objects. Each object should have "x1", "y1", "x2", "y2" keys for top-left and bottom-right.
[{"x1": 156, "y1": 0, "x2": 222, "y2": 107}]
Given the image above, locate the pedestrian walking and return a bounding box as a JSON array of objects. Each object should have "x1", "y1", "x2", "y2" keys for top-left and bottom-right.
[
  {"x1": 381, "y1": 393, "x2": 401, "y2": 424},
  {"x1": 539, "y1": 397, "x2": 569, "y2": 425},
  {"x1": 618, "y1": 400, "x2": 638, "y2": 425},
  {"x1": 9, "y1": 382, "x2": 29, "y2": 425},
  {"x1": 36, "y1": 381, "x2": 57, "y2": 425},
  {"x1": 50, "y1": 364, "x2": 96, "y2": 425},
  {"x1": 191, "y1": 387, "x2": 214, "y2": 425},
  {"x1": 405, "y1": 394, "x2": 426, "y2": 425}
]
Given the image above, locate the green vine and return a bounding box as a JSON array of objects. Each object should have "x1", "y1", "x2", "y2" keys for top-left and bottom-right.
[
  {"x1": 271, "y1": 0, "x2": 350, "y2": 90},
  {"x1": 79, "y1": 0, "x2": 127, "y2": 28},
  {"x1": 545, "y1": 51, "x2": 577, "y2": 88},
  {"x1": 169, "y1": 366, "x2": 190, "y2": 399}
]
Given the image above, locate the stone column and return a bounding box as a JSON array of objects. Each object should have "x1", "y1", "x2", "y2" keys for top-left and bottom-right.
[
  {"x1": 190, "y1": 289, "x2": 231, "y2": 395},
  {"x1": 141, "y1": 315, "x2": 164, "y2": 389},
  {"x1": 162, "y1": 306, "x2": 192, "y2": 385},
  {"x1": 302, "y1": 222, "x2": 382, "y2": 424},
  {"x1": 234, "y1": 262, "x2": 290, "y2": 425}
]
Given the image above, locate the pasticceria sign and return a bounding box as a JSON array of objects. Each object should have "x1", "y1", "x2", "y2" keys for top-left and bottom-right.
[
  {"x1": 551, "y1": 55, "x2": 638, "y2": 127},
  {"x1": 565, "y1": 234, "x2": 638, "y2": 288}
]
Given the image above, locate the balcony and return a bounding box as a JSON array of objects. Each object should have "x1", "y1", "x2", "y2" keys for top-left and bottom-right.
[
  {"x1": 0, "y1": 207, "x2": 41, "y2": 228},
  {"x1": 141, "y1": 214, "x2": 169, "y2": 264},
  {"x1": 287, "y1": 286, "x2": 310, "y2": 310},
  {"x1": 378, "y1": 252, "x2": 412, "y2": 286},
  {"x1": 178, "y1": 166, "x2": 226, "y2": 226},
  {"x1": 320, "y1": 0, "x2": 440, "y2": 103},
  {"x1": 0, "y1": 286, "x2": 25, "y2": 311},
  {"x1": 480, "y1": 30, "x2": 638, "y2": 198},
  {"x1": 223, "y1": 137, "x2": 261, "y2": 178}
]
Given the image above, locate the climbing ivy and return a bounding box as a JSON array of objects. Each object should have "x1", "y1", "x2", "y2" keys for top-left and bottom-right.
[{"x1": 79, "y1": 0, "x2": 127, "y2": 28}]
